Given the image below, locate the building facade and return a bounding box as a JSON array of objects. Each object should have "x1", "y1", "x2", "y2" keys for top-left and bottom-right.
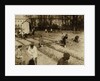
[{"x1": 15, "y1": 15, "x2": 30, "y2": 33}]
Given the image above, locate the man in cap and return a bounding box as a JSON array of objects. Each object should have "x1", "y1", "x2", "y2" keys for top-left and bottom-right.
[{"x1": 15, "y1": 45, "x2": 23, "y2": 65}]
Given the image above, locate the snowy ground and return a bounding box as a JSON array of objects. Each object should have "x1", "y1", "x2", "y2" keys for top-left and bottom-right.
[{"x1": 15, "y1": 30, "x2": 84, "y2": 65}]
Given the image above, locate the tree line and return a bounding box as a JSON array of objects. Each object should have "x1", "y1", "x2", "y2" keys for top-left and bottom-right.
[{"x1": 25, "y1": 15, "x2": 84, "y2": 31}]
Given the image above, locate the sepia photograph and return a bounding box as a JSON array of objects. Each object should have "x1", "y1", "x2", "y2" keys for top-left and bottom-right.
[
  {"x1": 5, "y1": 5, "x2": 95, "y2": 76},
  {"x1": 15, "y1": 15, "x2": 84, "y2": 65}
]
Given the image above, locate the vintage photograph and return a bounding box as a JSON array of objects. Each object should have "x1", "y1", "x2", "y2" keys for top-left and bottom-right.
[{"x1": 15, "y1": 15, "x2": 84, "y2": 65}]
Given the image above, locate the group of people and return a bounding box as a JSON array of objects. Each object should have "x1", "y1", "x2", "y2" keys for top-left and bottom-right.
[
  {"x1": 15, "y1": 29, "x2": 27, "y2": 38},
  {"x1": 15, "y1": 43, "x2": 37, "y2": 65},
  {"x1": 16, "y1": 27, "x2": 36, "y2": 39},
  {"x1": 45, "y1": 28, "x2": 53, "y2": 33},
  {"x1": 15, "y1": 32, "x2": 80, "y2": 65},
  {"x1": 61, "y1": 33, "x2": 79, "y2": 48},
  {"x1": 16, "y1": 43, "x2": 71, "y2": 65}
]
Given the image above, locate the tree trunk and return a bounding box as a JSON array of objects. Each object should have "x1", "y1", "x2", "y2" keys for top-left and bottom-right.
[
  {"x1": 73, "y1": 15, "x2": 77, "y2": 33},
  {"x1": 62, "y1": 16, "x2": 63, "y2": 25},
  {"x1": 73, "y1": 26, "x2": 75, "y2": 33}
]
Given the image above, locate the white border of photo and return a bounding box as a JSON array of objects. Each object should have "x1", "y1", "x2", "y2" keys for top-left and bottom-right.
[{"x1": 5, "y1": 5, "x2": 95, "y2": 76}]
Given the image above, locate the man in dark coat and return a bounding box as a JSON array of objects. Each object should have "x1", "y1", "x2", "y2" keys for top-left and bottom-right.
[
  {"x1": 57, "y1": 53, "x2": 70, "y2": 65},
  {"x1": 63, "y1": 34, "x2": 68, "y2": 47}
]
